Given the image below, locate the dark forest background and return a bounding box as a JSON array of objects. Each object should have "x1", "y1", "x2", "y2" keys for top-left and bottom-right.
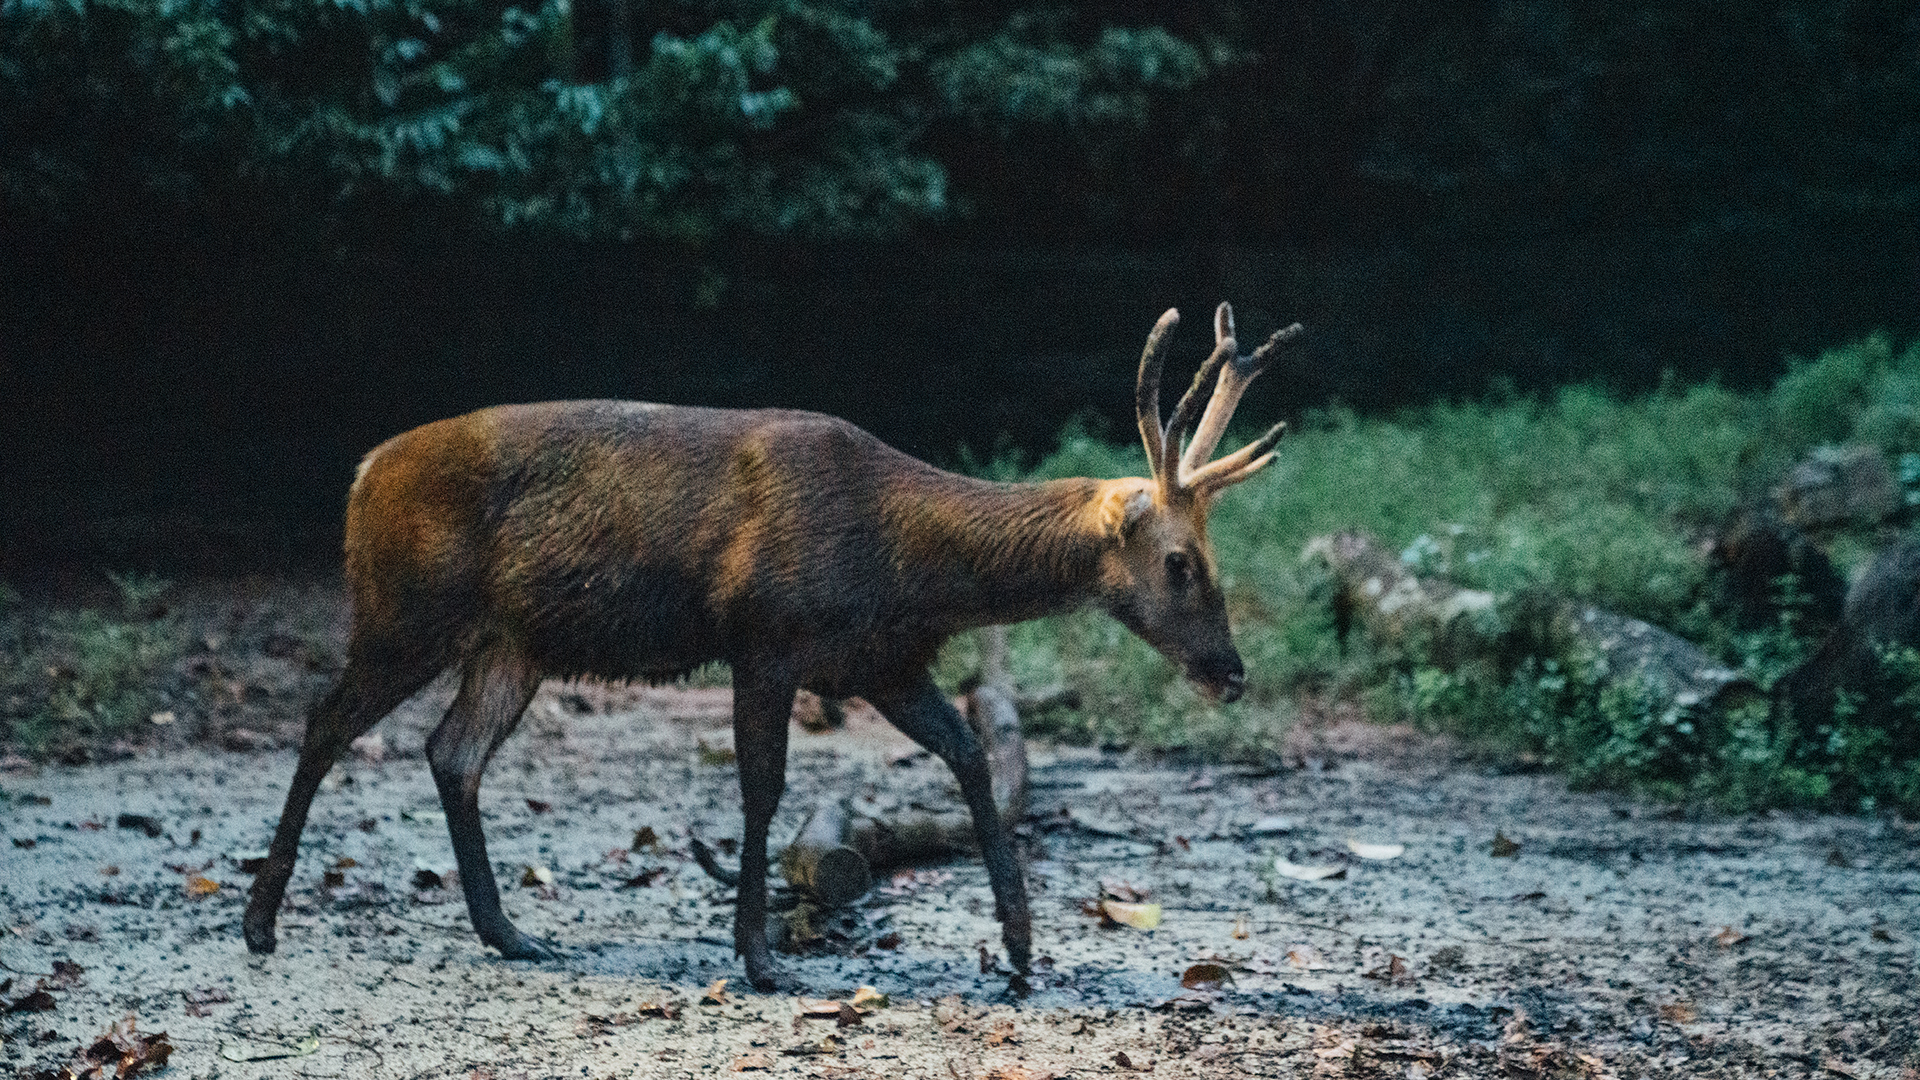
[{"x1": 3, "y1": 0, "x2": 1917, "y2": 573}]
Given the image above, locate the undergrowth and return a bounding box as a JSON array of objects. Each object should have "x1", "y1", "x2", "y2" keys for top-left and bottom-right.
[
  {"x1": 937, "y1": 332, "x2": 1920, "y2": 815},
  {"x1": 0, "y1": 572, "x2": 181, "y2": 758}
]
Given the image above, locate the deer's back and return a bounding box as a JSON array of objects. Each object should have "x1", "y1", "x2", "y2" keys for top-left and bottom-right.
[{"x1": 344, "y1": 400, "x2": 933, "y2": 685}]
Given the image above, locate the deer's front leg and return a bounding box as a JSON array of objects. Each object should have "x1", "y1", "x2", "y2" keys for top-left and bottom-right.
[
  {"x1": 872, "y1": 674, "x2": 1031, "y2": 980},
  {"x1": 731, "y1": 660, "x2": 797, "y2": 991}
]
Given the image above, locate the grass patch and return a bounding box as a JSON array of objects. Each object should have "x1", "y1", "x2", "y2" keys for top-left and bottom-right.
[
  {"x1": 958, "y1": 334, "x2": 1920, "y2": 813},
  {"x1": 1, "y1": 573, "x2": 183, "y2": 757}
]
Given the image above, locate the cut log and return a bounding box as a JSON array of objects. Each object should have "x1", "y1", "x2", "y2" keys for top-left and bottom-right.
[
  {"x1": 778, "y1": 798, "x2": 872, "y2": 908},
  {"x1": 1306, "y1": 530, "x2": 1759, "y2": 717},
  {"x1": 737, "y1": 626, "x2": 1036, "y2": 906}
]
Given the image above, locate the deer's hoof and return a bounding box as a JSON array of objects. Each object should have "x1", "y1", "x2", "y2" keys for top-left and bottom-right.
[
  {"x1": 492, "y1": 932, "x2": 561, "y2": 961},
  {"x1": 242, "y1": 912, "x2": 277, "y2": 955}
]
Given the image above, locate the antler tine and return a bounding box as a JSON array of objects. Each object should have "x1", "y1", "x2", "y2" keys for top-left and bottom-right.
[
  {"x1": 1186, "y1": 419, "x2": 1288, "y2": 494},
  {"x1": 1161, "y1": 331, "x2": 1236, "y2": 485},
  {"x1": 1176, "y1": 319, "x2": 1304, "y2": 483},
  {"x1": 1135, "y1": 308, "x2": 1180, "y2": 483}
]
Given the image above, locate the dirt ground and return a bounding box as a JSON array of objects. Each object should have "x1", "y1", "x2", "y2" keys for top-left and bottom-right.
[{"x1": 4, "y1": 665, "x2": 1917, "y2": 1080}]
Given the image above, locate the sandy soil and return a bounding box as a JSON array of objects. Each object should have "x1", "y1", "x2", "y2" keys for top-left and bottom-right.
[{"x1": 3, "y1": 679, "x2": 1918, "y2": 1079}]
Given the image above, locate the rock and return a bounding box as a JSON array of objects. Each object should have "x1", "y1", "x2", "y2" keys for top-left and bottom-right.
[{"x1": 1774, "y1": 444, "x2": 1898, "y2": 528}]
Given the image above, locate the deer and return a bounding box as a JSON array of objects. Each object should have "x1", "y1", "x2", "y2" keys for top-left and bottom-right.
[{"x1": 242, "y1": 301, "x2": 1302, "y2": 991}]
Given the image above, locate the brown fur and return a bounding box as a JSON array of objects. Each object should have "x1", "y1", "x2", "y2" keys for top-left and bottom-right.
[{"x1": 243, "y1": 303, "x2": 1294, "y2": 992}]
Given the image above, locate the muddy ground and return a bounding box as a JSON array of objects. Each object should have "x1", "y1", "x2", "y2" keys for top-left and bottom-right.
[{"x1": 3, "y1": 669, "x2": 1917, "y2": 1080}]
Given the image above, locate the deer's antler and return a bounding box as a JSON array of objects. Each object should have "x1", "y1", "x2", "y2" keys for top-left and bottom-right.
[{"x1": 1136, "y1": 302, "x2": 1302, "y2": 502}]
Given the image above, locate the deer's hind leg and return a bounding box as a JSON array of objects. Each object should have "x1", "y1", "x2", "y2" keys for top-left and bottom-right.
[
  {"x1": 245, "y1": 647, "x2": 444, "y2": 954},
  {"x1": 426, "y1": 641, "x2": 548, "y2": 959}
]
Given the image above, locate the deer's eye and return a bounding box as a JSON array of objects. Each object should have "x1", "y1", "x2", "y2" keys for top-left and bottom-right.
[{"x1": 1165, "y1": 550, "x2": 1193, "y2": 586}]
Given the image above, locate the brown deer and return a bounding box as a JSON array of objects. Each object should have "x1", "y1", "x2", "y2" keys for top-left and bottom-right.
[{"x1": 242, "y1": 302, "x2": 1301, "y2": 990}]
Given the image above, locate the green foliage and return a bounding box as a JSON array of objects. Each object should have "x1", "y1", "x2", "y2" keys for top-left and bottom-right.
[
  {"x1": 0, "y1": 0, "x2": 1215, "y2": 239},
  {"x1": 969, "y1": 335, "x2": 1920, "y2": 814},
  {"x1": 2, "y1": 574, "x2": 182, "y2": 755}
]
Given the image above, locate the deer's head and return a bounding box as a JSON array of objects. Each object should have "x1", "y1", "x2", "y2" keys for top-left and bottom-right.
[{"x1": 1095, "y1": 303, "x2": 1301, "y2": 704}]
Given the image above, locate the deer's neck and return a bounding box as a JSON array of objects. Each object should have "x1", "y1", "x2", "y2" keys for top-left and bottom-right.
[{"x1": 881, "y1": 471, "x2": 1111, "y2": 629}]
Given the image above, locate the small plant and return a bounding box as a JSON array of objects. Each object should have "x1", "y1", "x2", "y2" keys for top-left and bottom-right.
[{"x1": 2, "y1": 572, "x2": 183, "y2": 757}]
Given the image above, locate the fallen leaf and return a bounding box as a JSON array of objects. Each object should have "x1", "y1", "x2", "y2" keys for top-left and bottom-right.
[
  {"x1": 1361, "y1": 948, "x2": 1414, "y2": 986},
  {"x1": 47, "y1": 961, "x2": 85, "y2": 989},
  {"x1": 1100, "y1": 878, "x2": 1150, "y2": 902},
  {"x1": 1099, "y1": 900, "x2": 1162, "y2": 930},
  {"x1": 848, "y1": 986, "x2": 888, "y2": 1011},
  {"x1": 6, "y1": 988, "x2": 56, "y2": 1013},
  {"x1": 1249, "y1": 815, "x2": 1295, "y2": 835},
  {"x1": 1273, "y1": 858, "x2": 1345, "y2": 881},
  {"x1": 800, "y1": 998, "x2": 844, "y2": 1018},
  {"x1": 520, "y1": 865, "x2": 554, "y2": 888},
  {"x1": 1231, "y1": 914, "x2": 1251, "y2": 939},
  {"x1": 411, "y1": 869, "x2": 444, "y2": 890},
  {"x1": 621, "y1": 867, "x2": 669, "y2": 888},
  {"x1": 116, "y1": 814, "x2": 163, "y2": 838},
  {"x1": 1712, "y1": 926, "x2": 1748, "y2": 948},
  {"x1": 71, "y1": 1013, "x2": 173, "y2": 1078},
  {"x1": 333, "y1": 856, "x2": 357, "y2": 869},
  {"x1": 184, "y1": 875, "x2": 220, "y2": 897},
  {"x1": 1489, "y1": 831, "x2": 1521, "y2": 857},
  {"x1": 732, "y1": 1051, "x2": 773, "y2": 1071},
  {"x1": 525, "y1": 798, "x2": 553, "y2": 814},
  {"x1": 1180, "y1": 963, "x2": 1232, "y2": 991},
  {"x1": 835, "y1": 1003, "x2": 863, "y2": 1029},
  {"x1": 636, "y1": 1000, "x2": 680, "y2": 1019},
  {"x1": 100, "y1": 865, "x2": 120, "y2": 877},
  {"x1": 700, "y1": 978, "x2": 728, "y2": 1005},
  {"x1": 1346, "y1": 839, "x2": 1405, "y2": 860},
  {"x1": 631, "y1": 826, "x2": 660, "y2": 852},
  {"x1": 872, "y1": 931, "x2": 903, "y2": 950},
  {"x1": 983, "y1": 1018, "x2": 1017, "y2": 1046}
]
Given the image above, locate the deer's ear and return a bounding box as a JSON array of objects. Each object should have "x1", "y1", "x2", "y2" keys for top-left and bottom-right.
[{"x1": 1097, "y1": 480, "x2": 1156, "y2": 542}]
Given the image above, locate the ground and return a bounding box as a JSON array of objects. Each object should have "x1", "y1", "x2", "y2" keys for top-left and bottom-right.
[{"x1": 2, "y1": 590, "x2": 1918, "y2": 1079}]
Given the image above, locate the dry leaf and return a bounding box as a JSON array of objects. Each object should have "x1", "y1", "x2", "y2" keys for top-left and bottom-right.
[
  {"x1": 1361, "y1": 948, "x2": 1414, "y2": 986},
  {"x1": 1100, "y1": 878, "x2": 1150, "y2": 902},
  {"x1": 983, "y1": 1019, "x2": 1017, "y2": 1046},
  {"x1": 848, "y1": 986, "x2": 888, "y2": 1011},
  {"x1": 800, "y1": 998, "x2": 844, "y2": 1018},
  {"x1": 731, "y1": 1051, "x2": 773, "y2": 1071},
  {"x1": 631, "y1": 826, "x2": 660, "y2": 852},
  {"x1": 1231, "y1": 914, "x2": 1251, "y2": 939},
  {"x1": 1346, "y1": 839, "x2": 1405, "y2": 860},
  {"x1": 70, "y1": 1013, "x2": 173, "y2": 1078},
  {"x1": 184, "y1": 875, "x2": 220, "y2": 897},
  {"x1": 520, "y1": 865, "x2": 553, "y2": 887},
  {"x1": 1274, "y1": 858, "x2": 1345, "y2": 881},
  {"x1": 525, "y1": 798, "x2": 553, "y2": 814},
  {"x1": 1180, "y1": 963, "x2": 1232, "y2": 991},
  {"x1": 1712, "y1": 926, "x2": 1747, "y2": 948},
  {"x1": 700, "y1": 978, "x2": 729, "y2": 1005},
  {"x1": 1249, "y1": 815, "x2": 1295, "y2": 835},
  {"x1": 1489, "y1": 831, "x2": 1521, "y2": 857},
  {"x1": 835, "y1": 1003, "x2": 863, "y2": 1029},
  {"x1": 1099, "y1": 900, "x2": 1162, "y2": 930}
]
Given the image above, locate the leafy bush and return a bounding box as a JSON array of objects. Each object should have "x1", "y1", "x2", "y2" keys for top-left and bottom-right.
[{"x1": 971, "y1": 334, "x2": 1920, "y2": 814}]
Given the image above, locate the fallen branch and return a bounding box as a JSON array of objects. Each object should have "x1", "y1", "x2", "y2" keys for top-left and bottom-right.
[{"x1": 698, "y1": 626, "x2": 1038, "y2": 905}]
